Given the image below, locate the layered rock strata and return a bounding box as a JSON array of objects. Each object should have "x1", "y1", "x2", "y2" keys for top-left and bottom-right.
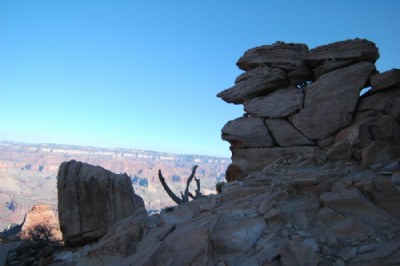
[
  {"x1": 57, "y1": 160, "x2": 145, "y2": 247},
  {"x1": 218, "y1": 39, "x2": 400, "y2": 180}
]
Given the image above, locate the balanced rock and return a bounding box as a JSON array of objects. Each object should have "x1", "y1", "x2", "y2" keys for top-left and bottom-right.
[
  {"x1": 306, "y1": 38, "x2": 379, "y2": 69},
  {"x1": 57, "y1": 160, "x2": 144, "y2": 247},
  {"x1": 217, "y1": 66, "x2": 288, "y2": 104},
  {"x1": 236, "y1": 41, "x2": 309, "y2": 71},
  {"x1": 291, "y1": 61, "x2": 375, "y2": 140}
]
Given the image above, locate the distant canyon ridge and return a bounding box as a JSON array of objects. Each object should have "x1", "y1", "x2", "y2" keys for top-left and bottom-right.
[{"x1": 0, "y1": 141, "x2": 229, "y2": 230}]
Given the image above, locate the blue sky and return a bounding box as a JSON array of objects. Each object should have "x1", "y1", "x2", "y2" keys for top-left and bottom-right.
[{"x1": 1, "y1": 0, "x2": 399, "y2": 157}]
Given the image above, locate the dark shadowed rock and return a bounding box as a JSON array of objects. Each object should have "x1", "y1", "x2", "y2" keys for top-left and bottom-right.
[
  {"x1": 57, "y1": 160, "x2": 145, "y2": 247},
  {"x1": 221, "y1": 117, "x2": 274, "y2": 148},
  {"x1": 370, "y1": 68, "x2": 400, "y2": 93},
  {"x1": 265, "y1": 118, "x2": 314, "y2": 146},
  {"x1": 217, "y1": 66, "x2": 288, "y2": 104},
  {"x1": 231, "y1": 146, "x2": 321, "y2": 176},
  {"x1": 307, "y1": 39, "x2": 379, "y2": 68},
  {"x1": 236, "y1": 41, "x2": 309, "y2": 71},
  {"x1": 291, "y1": 61, "x2": 376, "y2": 140},
  {"x1": 358, "y1": 89, "x2": 400, "y2": 122},
  {"x1": 244, "y1": 87, "x2": 304, "y2": 118}
]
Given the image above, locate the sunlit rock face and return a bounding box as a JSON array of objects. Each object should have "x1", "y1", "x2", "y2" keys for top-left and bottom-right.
[
  {"x1": 218, "y1": 39, "x2": 400, "y2": 180},
  {"x1": 57, "y1": 160, "x2": 145, "y2": 247}
]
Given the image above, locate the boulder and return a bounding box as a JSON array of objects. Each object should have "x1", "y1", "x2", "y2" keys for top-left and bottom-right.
[
  {"x1": 361, "y1": 140, "x2": 400, "y2": 167},
  {"x1": 291, "y1": 61, "x2": 376, "y2": 140},
  {"x1": 236, "y1": 41, "x2": 309, "y2": 71},
  {"x1": 19, "y1": 204, "x2": 62, "y2": 242},
  {"x1": 57, "y1": 160, "x2": 145, "y2": 247},
  {"x1": 307, "y1": 39, "x2": 379, "y2": 68},
  {"x1": 221, "y1": 117, "x2": 274, "y2": 148},
  {"x1": 370, "y1": 68, "x2": 400, "y2": 93},
  {"x1": 244, "y1": 87, "x2": 304, "y2": 118},
  {"x1": 265, "y1": 118, "x2": 314, "y2": 146},
  {"x1": 368, "y1": 114, "x2": 400, "y2": 142},
  {"x1": 217, "y1": 66, "x2": 288, "y2": 104}
]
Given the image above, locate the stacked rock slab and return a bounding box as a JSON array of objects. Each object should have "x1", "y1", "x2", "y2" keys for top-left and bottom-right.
[
  {"x1": 57, "y1": 160, "x2": 145, "y2": 247},
  {"x1": 218, "y1": 39, "x2": 400, "y2": 181}
]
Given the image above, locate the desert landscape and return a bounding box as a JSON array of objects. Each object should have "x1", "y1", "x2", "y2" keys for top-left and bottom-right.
[{"x1": 0, "y1": 141, "x2": 229, "y2": 231}]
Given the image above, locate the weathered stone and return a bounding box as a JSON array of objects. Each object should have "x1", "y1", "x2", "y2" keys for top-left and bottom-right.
[
  {"x1": 221, "y1": 117, "x2": 274, "y2": 148},
  {"x1": 307, "y1": 39, "x2": 379, "y2": 68},
  {"x1": 288, "y1": 67, "x2": 314, "y2": 85},
  {"x1": 370, "y1": 68, "x2": 400, "y2": 93},
  {"x1": 19, "y1": 204, "x2": 62, "y2": 242},
  {"x1": 231, "y1": 146, "x2": 321, "y2": 176},
  {"x1": 369, "y1": 114, "x2": 400, "y2": 142},
  {"x1": 291, "y1": 61, "x2": 376, "y2": 140},
  {"x1": 236, "y1": 41, "x2": 309, "y2": 71},
  {"x1": 349, "y1": 242, "x2": 400, "y2": 264},
  {"x1": 265, "y1": 118, "x2": 314, "y2": 146},
  {"x1": 280, "y1": 240, "x2": 320, "y2": 266},
  {"x1": 320, "y1": 187, "x2": 400, "y2": 232},
  {"x1": 313, "y1": 59, "x2": 356, "y2": 78},
  {"x1": 361, "y1": 141, "x2": 400, "y2": 167},
  {"x1": 57, "y1": 160, "x2": 145, "y2": 247},
  {"x1": 212, "y1": 216, "x2": 266, "y2": 254},
  {"x1": 326, "y1": 140, "x2": 353, "y2": 161},
  {"x1": 358, "y1": 89, "x2": 400, "y2": 122},
  {"x1": 244, "y1": 87, "x2": 304, "y2": 118},
  {"x1": 217, "y1": 66, "x2": 288, "y2": 104}
]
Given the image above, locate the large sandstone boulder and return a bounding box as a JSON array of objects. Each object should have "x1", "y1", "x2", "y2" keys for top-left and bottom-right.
[
  {"x1": 291, "y1": 61, "x2": 376, "y2": 140},
  {"x1": 57, "y1": 160, "x2": 144, "y2": 247}
]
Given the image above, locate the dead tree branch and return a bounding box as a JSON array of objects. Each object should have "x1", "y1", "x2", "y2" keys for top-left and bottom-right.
[{"x1": 158, "y1": 165, "x2": 202, "y2": 205}]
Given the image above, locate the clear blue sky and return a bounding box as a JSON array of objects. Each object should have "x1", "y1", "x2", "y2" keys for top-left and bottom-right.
[{"x1": 1, "y1": 0, "x2": 399, "y2": 157}]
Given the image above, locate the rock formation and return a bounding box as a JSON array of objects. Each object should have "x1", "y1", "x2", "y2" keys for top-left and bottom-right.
[
  {"x1": 19, "y1": 204, "x2": 62, "y2": 242},
  {"x1": 48, "y1": 163, "x2": 400, "y2": 265},
  {"x1": 57, "y1": 160, "x2": 145, "y2": 247},
  {"x1": 218, "y1": 38, "x2": 400, "y2": 180}
]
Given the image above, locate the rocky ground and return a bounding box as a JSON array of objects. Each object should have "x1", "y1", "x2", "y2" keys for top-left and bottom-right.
[{"x1": 11, "y1": 159, "x2": 398, "y2": 265}]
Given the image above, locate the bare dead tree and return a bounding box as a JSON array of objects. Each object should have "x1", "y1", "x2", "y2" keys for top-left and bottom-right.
[{"x1": 158, "y1": 165, "x2": 202, "y2": 205}]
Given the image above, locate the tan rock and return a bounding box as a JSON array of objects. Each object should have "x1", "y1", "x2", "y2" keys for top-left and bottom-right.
[
  {"x1": 291, "y1": 61, "x2": 376, "y2": 140},
  {"x1": 370, "y1": 68, "x2": 400, "y2": 93},
  {"x1": 265, "y1": 118, "x2": 314, "y2": 146},
  {"x1": 217, "y1": 66, "x2": 288, "y2": 104},
  {"x1": 19, "y1": 204, "x2": 62, "y2": 242},
  {"x1": 244, "y1": 87, "x2": 304, "y2": 118},
  {"x1": 307, "y1": 39, "x2": 379, "y2": 68},
  {"x1": 236, "y1": 41, "x2": 309, "y2": 71},
  {"x1": 57, "y1": 160, "x2": 145, "y2": 247},
  {"x1": 221, "y1": 117, "x2": 274, "y2": 148}
]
